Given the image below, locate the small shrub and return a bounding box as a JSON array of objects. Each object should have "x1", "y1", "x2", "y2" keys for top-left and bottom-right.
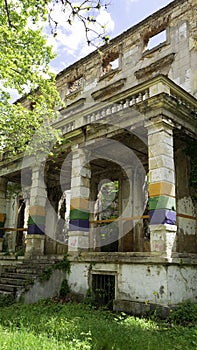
[
  {"x1": 54, "y1": 254, "x2": 71, "y2": 273},
  {"x1": 15, "y1": 248, "x2": 25, "y2": 258},
  {"x1": 0, "y1": 294, "x2": 15, "y2": 307},
  {"x1": 59, "y1": 279, "x2": 70, "y2": 297},
  {"x1": 169, "y1": 301, "x2": 197, "y2": 325},
  {"x1": 39, "y1": 267, "x2": 53, "y2": 282}
]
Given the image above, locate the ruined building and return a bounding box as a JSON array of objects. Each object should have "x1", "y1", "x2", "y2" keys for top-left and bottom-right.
[{"x1": 0, "y1": 0, "x2": 196, "y2": 313}]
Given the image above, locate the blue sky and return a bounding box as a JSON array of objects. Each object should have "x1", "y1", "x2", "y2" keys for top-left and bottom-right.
[{"x1": 49, "y1": 0, "x2": 173, "y2": 73}]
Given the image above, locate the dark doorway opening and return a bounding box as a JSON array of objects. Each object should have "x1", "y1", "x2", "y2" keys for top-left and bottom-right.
[{"x1": 16, "y1": 198, "x2": 25, "y2": 250}]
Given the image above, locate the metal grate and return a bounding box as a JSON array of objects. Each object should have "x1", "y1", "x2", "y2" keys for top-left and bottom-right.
[{"x1": 92, "y1": 274, "x2": 115, "y2": 309}]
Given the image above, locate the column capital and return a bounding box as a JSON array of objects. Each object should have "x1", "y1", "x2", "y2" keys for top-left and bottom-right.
[{"x1": 145, "y1": 117, "x2": 175, "y2": 135}]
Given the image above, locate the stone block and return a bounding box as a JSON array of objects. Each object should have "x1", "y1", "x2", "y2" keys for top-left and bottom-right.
[
  {"x1": 149, "y1": 196, "x2": 176, "y2": 210},
  {"x1": 25, "y1": 234, "x2": 45, "y2": 256},
  {"x1": 68, "y1": 233, "x2": 89, "y2": 251},
  {"x1": 149, "y1": 182, "x2": 175, "y2": 197},
  {"x1": 150, "y1": 224, "x2": 177, "y2": 257},
  {"x1": 149, "y1": 168, "x2": 175, "y2": 184},
  {"x1": 70, "y1": 198, "x2": 89, "y2": 210},
  {"x1": 71, "y1": 186, "x2": 90, "y2": 199},
  {"x1": 148, "y1": 143, "x2": 173, "y2": 159},
  {"x1": 148, "y1": 131, "x2": 173, "y2": 147},
  {"x1": 149, "y1": 155, "x2": 174, "y2": 170}
]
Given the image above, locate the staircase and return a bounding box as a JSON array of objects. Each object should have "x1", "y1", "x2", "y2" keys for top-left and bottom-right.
[{"x1": 0, "y1": 255, "x2": 64, "y2": 303}]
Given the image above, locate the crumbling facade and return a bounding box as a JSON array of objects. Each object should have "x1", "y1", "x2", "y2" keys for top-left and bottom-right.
[{"x1": 0, "y1": 0, "x2": 197, "y2": 313}]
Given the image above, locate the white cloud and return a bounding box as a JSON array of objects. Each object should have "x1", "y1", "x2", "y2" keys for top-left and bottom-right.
[{"x1": 45, "y1": 5, "x2": 115, "y2": 73}]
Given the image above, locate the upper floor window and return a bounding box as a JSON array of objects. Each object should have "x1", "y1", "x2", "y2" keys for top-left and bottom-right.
[
  {"x1": 100, "y1": 50, "x2": 120, "y2": 77},
  {"x1": 146, "y1": 29, "x2": 167, "y2": 51},
  {"x1": 66, "y1": 76, "x2": 83, "y2": 95}
]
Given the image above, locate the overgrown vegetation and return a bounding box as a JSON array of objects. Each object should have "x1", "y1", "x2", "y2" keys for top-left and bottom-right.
[
  {"x1": 168, "y1": 301, "x2": 197, "y2": 326},
  {"x1": 0, "y1": 0, "x2": 110, "y2": 157},
  {"x1": 0, "y1": 300, "x2": 196, "y2": 350},
  {"x1": 39, "y1": 253, "x2": 71, "y2": 282}
]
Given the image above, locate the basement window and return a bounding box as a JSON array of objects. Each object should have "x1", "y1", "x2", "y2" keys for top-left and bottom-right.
[
  {"x1": 144, "y1": 29, "x2": 167, "y2": 52},
  {"x1": 92, "y1": 274, "x2": 115, "y2": 309}
]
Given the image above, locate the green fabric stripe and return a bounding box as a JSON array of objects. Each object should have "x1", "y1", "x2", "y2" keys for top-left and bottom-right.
[
  {"x1": 0, "y1": 222, "x2": 5, "y2": 228},
  {"x1": 70, "y1": 209, "x2": 90, "y2": 220},
  {"x1": 28, "y1": 215, "x2": 45, "y2": 225},
  {"x1": 149, "y1": 196, "x2": 176, "y2": 211}
]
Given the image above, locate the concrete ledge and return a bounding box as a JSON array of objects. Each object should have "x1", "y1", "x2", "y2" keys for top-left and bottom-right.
[
  {"x1": 114, "y1": 299, "x2": 171, "y2": 319},
  {"x1": 68, "y1": 251, "x2": 197, "y2": 265}
]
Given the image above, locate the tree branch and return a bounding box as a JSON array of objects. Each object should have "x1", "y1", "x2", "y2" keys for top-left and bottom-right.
[{"x1": 4, "y1": 0, "x2": 12, "y2": 27}]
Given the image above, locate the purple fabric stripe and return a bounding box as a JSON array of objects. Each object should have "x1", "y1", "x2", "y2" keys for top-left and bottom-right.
[
  {"x1": 28, "y1": 224, "x2": 45, "y2": 235},
  {"x1": 150, "y1": 209, "x2": 176, "y2": 225},
  {"x1": 69, "y1": 219, "x2": 89, "y2": 232}
]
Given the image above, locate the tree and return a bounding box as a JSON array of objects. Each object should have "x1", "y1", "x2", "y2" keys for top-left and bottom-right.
[{"x1": 0, "y1": 0, "x2": 109, "y2": 156}]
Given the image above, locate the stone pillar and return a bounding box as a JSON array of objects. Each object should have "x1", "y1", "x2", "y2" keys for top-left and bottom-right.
[
  {"x1": 0, "y1": 178, "x2": 7, "y2": 251},
  {"x1": 25, "y1": 166, "x2": 46, "y2": 256},
  {"x1": 146, "y1": 118, "x2": 177, "y2": 258},
  {"x1": 68, "y1": 146, "x2": 91, "y2": 252}
]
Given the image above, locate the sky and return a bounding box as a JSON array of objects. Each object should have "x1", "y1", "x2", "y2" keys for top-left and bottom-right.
[{"x1": 48, "y1": 0, "x2": 174, "y2": 74}]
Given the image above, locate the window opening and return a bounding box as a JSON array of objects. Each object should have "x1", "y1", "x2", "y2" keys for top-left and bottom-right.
[
  {"x1": 66, "y1": 76, "x2": 83, "y2": 95},
  {"x1": 92, "y1": 274, "x2": 115, "y2": 309},
  {"x1": 146, "y1": 29, "x2": 166, "y2": 51},
  {"x1": 101, "y1": 52, "x2": 119, "y2": 77}
]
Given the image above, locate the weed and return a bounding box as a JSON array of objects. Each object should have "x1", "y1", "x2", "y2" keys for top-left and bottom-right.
[
  {"x1": 54, "y1": 254, "x2": 71, "y2": 273},
  {"x1": 169, "y1": 301, "x2": 197, "y2": 326},
  {"x1": 59, "y1": 278, "x2": 70, "y2": 297},
  {"x1": 0, "y1": 293, "x2": 15, "y2": 307},
  {"x1": 39, "y1": 254, "x2": 71, "y2": 283},
  {"x1": 39, "y1": 267, "x2": 53, "y2": 282},
  {"x1": 0, "y1": 301, "x2": 196, "y2": 350}
]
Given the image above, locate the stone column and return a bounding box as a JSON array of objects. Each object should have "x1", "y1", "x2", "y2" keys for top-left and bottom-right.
[
  {"x1": 25, "y1": 166, "x2": 46, "y2": 256},
  {"x1": 68, "y1": 146, "x2": 91, "y2": 252},
  {"x1": 146, "y1": 118, "x2": 177, "y2": 258},
  {"x1": 0, "y1": 178, "x2": 7, "y2": 251}
]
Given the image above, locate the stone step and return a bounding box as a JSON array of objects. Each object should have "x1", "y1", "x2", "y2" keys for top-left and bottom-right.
[
  {"x1": 21, "y1": 262, "x2": 58, "y2": 269},
  {"x1": 0, "y1": 290, "x2": 13, "y2": 296},
  {"x1": 0, "y1": 277, "x2": 32, "y2": 287},
  {"x1": 3, "y1": 266, "x2": 17, "y2": 273},
  {"x1": 0, "y1": 255, "x2": 65, "y2": 301},
  {"x1": 15, "y1": 267, "x2": 49, "y2": 275},
  {"x1": 0, "y1": 284, "x2": 18, "y2": 293},
  {"x1": 1, "y1": 272, "x2": 34, "y2": 280}
]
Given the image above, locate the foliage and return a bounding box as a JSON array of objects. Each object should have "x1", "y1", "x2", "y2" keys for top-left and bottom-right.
[
  {"x1": 169, "y1": 301, "x2": 197, "y2": 326},
  {"x1": 59, "y1": 278, "x2": 70, "y2": 297},
  {"x1": 54, "y1": 253, "x2": 71, "y2": 274},
  {"x1": 0, "y1": 0, "x2": 109, "y2": 157},
  {"x1": 0, "y1": 301, "x2": 196, "y2": 349},
  {"x1": 0, "y1": 293, "x2": 15, "y2": 307},
  {"x1": 39, "y1": 254, "x2": 71, "y2": 282},
  {"x1": 39, "y1": 266, "x2": 53, "y2": 282}
]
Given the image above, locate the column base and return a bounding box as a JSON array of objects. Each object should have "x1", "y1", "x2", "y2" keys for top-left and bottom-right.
[
  {"x1": 0, "y1": 238, "x2": 3, "y2": 252},
  {"x1": 68, "y1": 231, "x2": 89, "y2": 252},
  {"x1": 25, "y1": 234, "x2": 45, "y2": 257},
  {"x1": 150, "y1": 224, "x2": 177, "y2": 258}
]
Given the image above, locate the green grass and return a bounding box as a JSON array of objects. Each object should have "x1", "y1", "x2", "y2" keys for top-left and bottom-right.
[{"x1": 0, "y1": 301, "x2": 196, "y2": 350}]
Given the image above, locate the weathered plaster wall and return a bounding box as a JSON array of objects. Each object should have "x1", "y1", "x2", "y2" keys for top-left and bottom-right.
[
  {"x1": 21, "y1": 269, "x2": 67, "y2": 304},
  {"x1": 68, "y1": 259, "x2": 197, "y2": 312},
  {"x1": 55, "y1": 0, "x2": 197, "y2": 114}
]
